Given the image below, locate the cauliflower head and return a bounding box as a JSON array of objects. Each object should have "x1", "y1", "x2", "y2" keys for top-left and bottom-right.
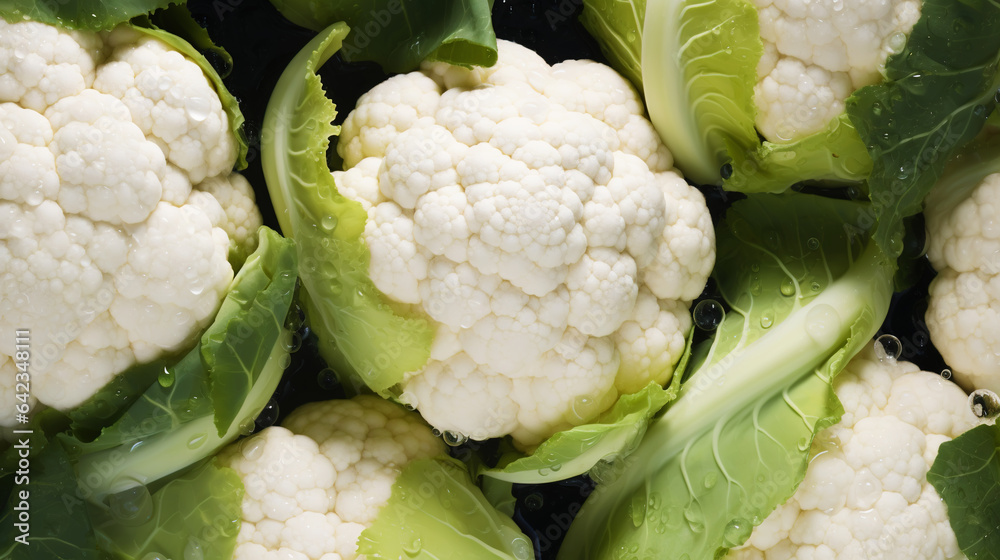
[
  {"x1": 751, "y1": 0, "x2": 920, "y2": 142},
  {"x1": 334, "y1": 40, "x2": 715, "y2": 447},
  {"x1": 218, "y1": 395, "x2": 446, "y2": 560},
  {"x1": 0, "y1": 20, "x2": 262, "y2": 426},
  {"x1": 729, "y1": 344, "x2": 978, "y2": 560},
  {"x1": 925, "y1": 171, "x2": 1000, "y2": 395}
]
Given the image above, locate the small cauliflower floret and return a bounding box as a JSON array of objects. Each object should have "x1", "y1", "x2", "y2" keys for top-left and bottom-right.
[
  {"x1": 218, "y1": 395, "x2": 446, "y2": 560},
  {"x1": 924, "y1": 172, "x2": 1000, "y2": 395},
  {"x1": 728, "y1": 344, "x2": 979, "y2": 560},
  {"x1": 94, "y1": 27, "x2": 237, "y2": 183},
  {"x1": 751, "y1": 0, "x2": 920, "y2": 142},
  {"x1": 335, "y1": 40, "x2": 715, "y2": 448},
  {"x1": 0, "y1": 19, "x2": 261, "y2": 428}
]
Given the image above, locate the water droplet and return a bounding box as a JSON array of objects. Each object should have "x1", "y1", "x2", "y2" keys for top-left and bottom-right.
[
  {"x1": 647, "y1": 493, "x2": 661, "y2": 511},
  {"x1": 941, "y1": 368, "x2": 953, "y2": 380},
  {"x1": 108, "y1": 485, "x2": 153, "y2": 525},
  {"x1": 399, "y1": 391, "x2": 418, "y2": 410},
  {"x1": 703, "y1": 472, "x2": 718, "y2": 489},
  {"x1": 279, "y1": 353, "x2": 291, "y2": 369},
  {"x1": 693, "y1": 300, "x2": 724, "y2": 331},
  {"x1": 402, "y1": 537, "x2": 422, "y2": 556},
  {"x1": 186, "y1": 433, "x2": 207, "y2": 450},
  {"x1": 759, "y1": 313, "x2": 774, "y2": 329},
  {"x1": 630, "y1": 492, "x2": 647, "y2": 527},
  {"x1": 805, "y1": 304, "x2": 842, "y2": 347},
  {"x1": 158, "y1": 367, "x2": 174, "y2": 387},
  {"x1": 240, "y1": 436, "x2": 264, "y2": 460},
  {"x1": 720, "y1": 163, "x2": 734, "y2": 179},
  {"x1": 723, "y1": 518, "x2": 752, "y2": 547},
  {"x1": 282, "y1": 331, "x2": 302, "y2": 353},
  {"x1": 874, "y1": 334, "x2": 902, "y2": 362},
  {"x1": 524, "y1": 492, "x2": 544, "y2": 510},
  {"x1": 185, "y1": 97, "x2": 211, "y2": 122},
  {"x1": 317, "y1": 368, "x2": 339, "y2": 390},
  {"x1": 806, "y1": 237, "x2": 820, "y2": 250},
  {"x1": 779, "y1": 278, "x2": 796, "y2": 297},
  {"x1": 255, "y1": 399, "x2": 279, "y2": 428},
  {"x1": 321, "y1": 215, "x2": 338, "y2": 231},
  {"x1": 797, "y1": 436, "x2": 810, "y2": 451},
  {"x1": 626, "y1": 31, "x2": 637, "y2": 43},
  {"x1": 810, "y1": 281, "x2": 821, "y2": 292},
  {"x1": 141, "y1": 554, "x2": 168, "y2": 560},
  {"x1": 683, "y1": 507, "x2": 704, "y2": 532},
  {"x1": 184, "y1": 537, "x2": 204, "y2": 560},
  {"x1": 872, "y1": 102, "x2": 883, "y2": 116},
  {"x1": 238, "y1": 416, "x2": 256, "y2": 436},
  {"x1": 969, "y1": 389, "x2": 1000, "y2": 420},
  {"x1": 887, "y1": 32, "x2": 907, "y2": 53},
  {"x1": 442, "y1": 430, "x2": 468, "y2": 446}
]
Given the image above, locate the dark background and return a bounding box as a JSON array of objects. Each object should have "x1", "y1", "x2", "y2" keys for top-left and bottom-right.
[{"x1": 182, "y1": 1, "x2": 948, "y2": 557}]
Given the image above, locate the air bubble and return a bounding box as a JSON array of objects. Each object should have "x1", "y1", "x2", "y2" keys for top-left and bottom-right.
[
  {"x1": 317, "y1": 368, "x2": 339, "y2": 390},
  {"x1": 873, "y1": 334, "x2": 901, "y2": 362},
  {"x1": 442, "y1": 430, "x2": 468, "y2": 446},
  {"x1": 969, "y1": 390, "x2": 1000, "y2": 420},
  {"x1": 524, "y1": 492, "x2": 544, "y2": 510},
  {"x1": 255, "y1": 399, "x2": 279, "y2": 428},
  {"x1": 806, "y1": 237, "x2": 820, "y2": 250},
  {"x1": 108, "y1": 485, "x2": 153, "y2": 526},
  {"x1": 693, "y1": 300, "x2": 724, "y2": 331}
]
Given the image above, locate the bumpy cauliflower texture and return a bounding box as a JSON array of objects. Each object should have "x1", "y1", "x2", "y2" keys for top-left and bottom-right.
[
  {"x1": 751, "y1": 0, "x2": 920, "y2": 142},
  {"x1": 218, "y1": 395, "x2": 446, "y2": 560},
  {"x1": 729, "y1": 344, "x2": 977, "y2": 560},
  {"x1": 925, "y1": 172, "x2": 1000, "y2": 395},
  {"x1": 334, "y1": 40, "x2": 715, "y2": 447},
  {"x1": 0, "y1": 20, "x2": 262, "y2": 426}
]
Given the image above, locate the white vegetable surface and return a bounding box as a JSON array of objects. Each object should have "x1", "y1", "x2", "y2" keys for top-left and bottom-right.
[
  {"x1": 334, "y1": 40, "x2": 715, "y2": 448},
  {"x1": 218, "y1": 395, "x2": 446, "y2": 560},
  {"x1": 751, "y1": 0, "x2": 920, "y2": 142},
  {"x1": 0, "y1": 20, "x2": 261, "y2": 427}
]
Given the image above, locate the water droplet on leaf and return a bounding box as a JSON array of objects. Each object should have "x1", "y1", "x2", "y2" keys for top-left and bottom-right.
[{"x1": 693, "y1": 300, "x2": 724, "y2": 331}]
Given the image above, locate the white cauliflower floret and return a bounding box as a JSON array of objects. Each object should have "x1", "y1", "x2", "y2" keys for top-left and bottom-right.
[
  {"x1": 925, "y1": 172, "x2": 1000, "y2": 395},
  {"x1": 94, "y1": 27, "x2": 236, "y2": 183},
  {"x1": 335, "y1": 40, "x2": 714, "y2": 448},
  {"x1": 0, "y1": 20, "x2": 260, "y2": 428},
  {"x1": 218, "y1": 395, "x2": 446, "y2": 560},
  {"x1": 728, "y1": 344, "x2": 979, "y2": 560},
  {"x1": 751, "y1": 0, "x2": 920, "y2": 142}
]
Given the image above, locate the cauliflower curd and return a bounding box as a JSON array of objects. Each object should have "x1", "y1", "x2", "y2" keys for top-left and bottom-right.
[
  {"x1": 0, "y1": 20, "x2": 261, "y2": 426},
  {"x1": 751, "y1": 0, "x2": 920, "y2": 142},
  {"x1": 334, "y1": 40, "x2": 715, "y2": 447},
  {"x1": 219, "y1": 395, "x2": 446, "y2": 560},
  {"x1": 730, "y1": 344, "x2": 977, "y2": 560}
]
